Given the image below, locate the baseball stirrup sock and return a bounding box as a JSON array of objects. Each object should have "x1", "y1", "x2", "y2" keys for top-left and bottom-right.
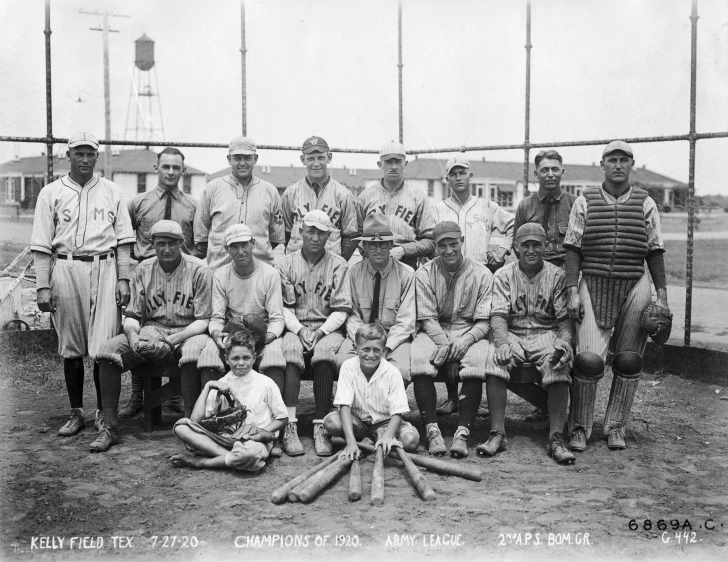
[
  {"x1": 63, "y1": 358, "x2": 85, "y2": 409},
  {"x1": 547, "y1": 382, "x2": 569, "y2": 437},
  {"x1": 568, "y1": 376, "x2": 600, "y2": 439},
  {"x1": 130, "y1": 373, "x2": 144, "y2": 395},
  {"x1": 458, "y1": 379, "x2": 482, "y2": 430},
  {"x1": 485, "y1": 376, "x2": 507, "y2": 433},
  {"x1": 98, "y1": 360, "x2": 122, "y2": 427},
  {"x1": 446, "y1": 381, "x2": 459, "y2": 402},
  {"x1": 603, "y1": 375, "x2": 641, "y2": 433},
  {"x1": 312, "y1": 363, "x2": 334, "y2": 419},
  {"x1": 93, "y1": 362, "x2": 102, "y2": 410},
  {"x1": 413, "y1": 376, "x2": 438, "y2": 425},
  {"x1": 180, "y1": 364, "x2": 201, "y2": 419},
  {"x1": 283, "y1": 364, "x2": 301, "y2": 407},
  {"x1": 264, "y1": 367, "x2": 285, "y2": 396},
  {"x1": 200, "y1": 368, "x2": 221, "y2": 387}
]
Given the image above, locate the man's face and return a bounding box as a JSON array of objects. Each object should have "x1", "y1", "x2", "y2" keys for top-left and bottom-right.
[
  {"x1": 446, "y1": 166, "x2": 472, "y2": 195},
  {"x1": 155, "y1": 153, "x2": 185, "y2": 190},
  {"x1": 436, "y1": 237, "x2": 463, "y2": 268},
  {"x1": 378, "y1": 155, "x2": 406, "y2": 184},
  {"x1": 363, "y1": 240, "x2": 393, "y2": 270},
  {"x1": 301, "y1": 225, "x2": 330, "y2": 255},
  {"x1": 67, "y1": 146, "x2": 98, "y2": 177},
  {"x1": 601, "y1": 151, "x2": 634, "y2": 185},
  {"x1": 301, "y1": 151, "x2": 331, "y2": 183},
  {"x1": 226, "y1": 344, "x2": 256, "y2": 377},
  {"x1": 517, "y1": 238, "x2": 545, "y2": 269},
  {"x1": 153, "y1": 236, "x2": 182, "y2": 266},
  {"x1": 226, "y1": 240, "x2": 254, "y2": 268},
  {"x1": 354, "y1": 337, "x2": 386, "y2": 372},
  {"x1": 227, "y1": 153, "x2": 258, "y2": 183},
  {"x1": 534, "y1": 158, "x2": 563, "y2": 193}
]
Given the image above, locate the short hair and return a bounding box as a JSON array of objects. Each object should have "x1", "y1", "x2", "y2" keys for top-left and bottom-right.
[
  {"x1": 157, "y1": 147, "x2": 186, "y2": 162},
  {"x1": 224, "y1": 329, "x2": 256, "y2": 356},
  {"x1": 355, "y1": 323, "x2": 387, "y2": 345},
  {"x1": 534, "y1": 150, "x2": 563, "y2": 168}
]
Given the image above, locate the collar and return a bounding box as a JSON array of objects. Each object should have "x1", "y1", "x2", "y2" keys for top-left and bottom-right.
[
  {"x1": 445, "y1": 194, "x2": 477, "y2": 212},
  {"x1": 63, "y1": 174, "x2": 99, "y2": 192},
  {"x1": 359, "y1": 357, "x2": 389, "y2": 385},
  {"x1": 305, "y1": 176, "x2": 331, "y2": 190},
  {"x1": 379, "y1": 178, "x2": 405, "y2": 195},
  {"x1": 438, "y1": 256, "x2": 469, "y2": 280},
  {"x1": 155, "y1": 185, "x2": 181, "y2": 199},
  {"x1": 225, "y1": 174, "x2": 259, "y2": 190},
  {"x1": 155, "y1": 255, "x2": 184, "y2": 276},
  {"x1": 366, "y1": 258, "x2": 393, "y2": 278},
  {"x1": 600, "y1": 182, "x2": 632, "y2": 201},
  {"x1": 537, "y1": 188, "x2": 563, "y2": 201},
  {"x1": 517, "y1": 260, "x2": 545, "y2": 281}
]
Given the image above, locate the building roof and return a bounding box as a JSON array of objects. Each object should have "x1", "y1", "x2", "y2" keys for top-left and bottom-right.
[
  {"x1": 0, "y1": 149, "x2": 206, "y2": 176},
  {"x1": 208, "y1": 165, "x2": 377, "y2": 189}
]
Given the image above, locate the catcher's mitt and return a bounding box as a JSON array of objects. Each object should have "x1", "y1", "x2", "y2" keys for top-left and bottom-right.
[
  {"x1": 223, "y1": 314, "x2": 268, "y2": 352},
  {"x1": 430, "y1": 343, "x2": 451, "y2": 369},
  {"x1": 641, "y1": 302, "x2": 673, "y2": 345},
  {"x1": 133, "y1": 329, "x2": 177, "y2": 365},
  {"x1": 199, "y1": 389, "x2": 249, "y2": 436}
]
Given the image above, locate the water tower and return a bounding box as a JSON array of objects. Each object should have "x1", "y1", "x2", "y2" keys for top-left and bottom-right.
[{"x1": 124, "y1": 33, "x2": 166, "y2": 144}]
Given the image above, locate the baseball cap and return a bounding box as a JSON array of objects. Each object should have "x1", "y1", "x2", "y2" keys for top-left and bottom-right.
[
  {"x1": 379, "y1": 140, "x2": 406, "y2": 159},
  {"x1": 445, "y1": 155, "x2": 471, "y2": 175},
  {"x1": 224, "y1": 224, "x2": 253, "y2": 246},
  {"x1": 302, "y1": 136, "x2": 329, "y2": 154},
  {"x1": 602, "y1": 140, "x2": 634, "y2": 158},
  {"x1": 150, "y1": 219, "x2": 184, "y2": 241},
  {"x1": 302, "y1": 209, "x2": 332, "y2": 232},
  {"x1": 354, "y1": 212, "x2": 397, "y2": 241},
  {"x1": 515, "y1": 222, "x2": 547, "y2": 243},
  {"x1": 229, "y1": 136, "x2": 257, "y2": 156},
  {"x1": 432, "y1": 221, "x2": 462, "y2": 244},
  {"x1": 67, "y1": 132, "x2": 99, "y2": 150}
]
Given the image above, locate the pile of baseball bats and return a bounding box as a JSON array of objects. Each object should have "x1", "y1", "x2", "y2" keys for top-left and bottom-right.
[{"x1": 270, "y1": 440, "x2": 482, "y2": 505}]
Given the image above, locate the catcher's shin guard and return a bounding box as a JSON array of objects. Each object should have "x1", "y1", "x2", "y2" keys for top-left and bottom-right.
[
  {"x1": 603, "y1": 351, "x2": 642, "y2": 433},
  {"x1": 567, "y1": 352, "x2": 604, "y2": 439}
]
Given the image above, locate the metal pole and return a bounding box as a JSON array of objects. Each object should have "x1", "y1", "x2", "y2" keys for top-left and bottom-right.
[
  {"x1": 398, "y1": 0, "x2": 403, "y2": 144},
  {"x1": 102, "y1": 12, "x2": 112, "y2": 178},
  {"x1": 44, "y1": 0, "x2": 53, "y2": 184},
  {"x1": 240, "y1": 0, "x2": 247, "y2": 136},
  {"x1": 685, "y1": 0, "x2": 699, "y2": 346},
  {"x1": 522, "y1": 0, "x2": 532, "y2": 198}
]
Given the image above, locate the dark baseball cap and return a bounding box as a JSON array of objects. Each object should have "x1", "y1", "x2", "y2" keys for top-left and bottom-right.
[
  {"x1": 302, "y1": 136, "x2": 329, "y2": 154},
  {"x1": 515, "y1": 222, "x2": 547, "y2": 243},
  {"x1": 432, "y1": 221, "x2": 462, "y2": 244}
]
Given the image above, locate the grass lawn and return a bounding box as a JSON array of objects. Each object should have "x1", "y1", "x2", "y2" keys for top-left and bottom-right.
[
  {"x1": 660, "y1": 210, "x2": 728, "y2": 233},
  {"x1": 663, "y1": 239, "x2": 727, "y2": 287}
]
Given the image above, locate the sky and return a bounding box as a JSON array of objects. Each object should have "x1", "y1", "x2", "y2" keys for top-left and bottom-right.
[{"x1": 1, "y1": 0, "x2": 727, "y2": 194}]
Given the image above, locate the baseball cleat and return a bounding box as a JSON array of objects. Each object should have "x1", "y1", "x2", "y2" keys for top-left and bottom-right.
[
  {"x1": 118, "y1": 393, "x2": 143, "y2": 418},
  {"x1": 547, "y1": 432, "x2": 576, "y2": 465},
  {"x1": 58, "y1": 409, "x2": 86, "y2": 437},
  {"x1": 269, "y1": 438, "x2": 283, "y2": 459},
  {"x1": 449, "y1": 434, "x2": 469, "y2": 459},
  {"x1": 89, "y1": 424, "x2": 119, "y2": 452},
  {"x1": 607, "y1": 427, "x2": 627, "y2": 450},
  {"x1": 426, "y1": 428, "x2": 447, "y2": 456},
  {"x1": 568, "y1": 427, "x2": 588, "y2": 452},
  {"x1": 313, "y1": 424, "x2": 333, "y2": 457},
  {"x1": 475, "y1": 431, "x2": 508, "y2": 457},
  {"x1": 166, "y1": 394, "x2": 185, "y2": 414},
  {"x1": 435, "y1": 399, "x2": 458, "y2": 416},
  {"x1": 525, "y1": 408, "x2": 549, "y2": 422},
  {"x1": 282, "y1": 422, "x2": 305, "y2": 457}
]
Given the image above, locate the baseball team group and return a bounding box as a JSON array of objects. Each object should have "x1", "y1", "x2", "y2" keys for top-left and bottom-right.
[{"x1": 29, "y1": 131, "x2": 673, "y2": 473}]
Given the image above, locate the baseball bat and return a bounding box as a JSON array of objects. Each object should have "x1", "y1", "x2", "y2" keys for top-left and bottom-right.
[
  {"x1": 298, "y1": 457, "x2": 353, "y2": 504},
  {"x1": 394, "y1": 446, "x2": 436, "y2": 501},
  {"x1": 356, "y1": 442, "x2": 482, "y2": 482},
  {"x1": 348, "y1": 460, "x2": 361, "y2": 502},
  {"x1": 271, "y1": 454, "x2": 340, "y2": 504},
  {"x1": 371, "y1": 445, "x2": 384, "y2": 506}
]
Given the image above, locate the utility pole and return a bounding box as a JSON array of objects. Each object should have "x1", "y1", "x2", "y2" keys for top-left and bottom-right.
[{"x1": 79, "y1": 9, "x2": 130, "y2": 180}]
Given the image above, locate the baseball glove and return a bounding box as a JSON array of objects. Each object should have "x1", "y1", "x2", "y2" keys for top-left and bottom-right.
[
  {"x1": 133, "y1": 329, "x2": 177, "y2": 365},
  {"x1": 223, "y1": 314, "x2": 268, "y2": 352},
  {"x1": 430, "y1": 343, "x2": 451, "y2": 369},
  {"x1": 641, "y1": 302, "x2": 673, "y2": 345},
  {"x1": 199, "y1": 389, "x2": 249, "y2": 436}
]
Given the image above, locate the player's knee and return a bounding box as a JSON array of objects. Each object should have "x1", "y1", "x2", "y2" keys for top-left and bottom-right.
[
  {"x1": 573, "y1": 352, "x2": 605, "y2": 381},
  {"x1": 612, "y1": 351, "x2": 642, "y2": 379},
  {"x1": 323, "y1": 412, "x2": 342, "y2": 436},
  {"x1": 399, "y1": 431, "x2": 419, "y2": 453}
]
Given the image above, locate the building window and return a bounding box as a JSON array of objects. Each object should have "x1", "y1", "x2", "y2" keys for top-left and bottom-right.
[
  {"x1": 137, "y1": 173, "x2": 146, "y2": 194},
  {"x1": 183, "y1": 174, "x2": 191, "y2": 194},
  {"x1": 498, "y1": 190, "x2": 513, "y2": 208},
  {"x1": 427, "y1": 180, "x2": 434, "y2": 197}
]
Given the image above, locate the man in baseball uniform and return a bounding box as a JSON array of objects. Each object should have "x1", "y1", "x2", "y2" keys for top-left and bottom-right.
[
  {"x1": 411, "y1": 221, "x2": 492, "y2": 458},
  {"x1": 433, "y1": 155, "x2": 514, "y2": 416},
  {"x1": 513, "y1": 149, "x2": 577, "y2": 423},
  {"x1": 30, "y1": 132, "x2": 135, "y2": 437},
  {"x1": 91, "y1": 220, "x2": 212, "y2": 451},
  {"x1": 282, "y1": 136, "x2": 358, "y2": 261},
  {"x1": 277, "y1": 210, "x2": 350, "y2": 456},
  {"x1": 194, "y1": 136, "x2": 285, "y2": 271},
  {"x1": 564, "y1": 141, "x2": 671, "y2": 451},
  {"x1": 356, "y1": 141, "x2": 436, "y2": 271},
  {"x1": 123, "y1": 146, "x2": 197, "y2": 417},
  {"x1": 479, "y1": 223, "x2": 575, "y2": 464}
]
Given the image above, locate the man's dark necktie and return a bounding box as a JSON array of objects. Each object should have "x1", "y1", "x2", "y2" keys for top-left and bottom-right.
[
  {"x1": 164, "y1": 191, "x2": 172, "y2": 220},
  {"x1": 369, "y1": 271, "x2": 381, "y2": 323}
]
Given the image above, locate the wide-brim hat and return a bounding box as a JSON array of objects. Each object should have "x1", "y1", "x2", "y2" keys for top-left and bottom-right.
[{"x1": 354, "y1": 212, "x2": 398, "y2": 242}]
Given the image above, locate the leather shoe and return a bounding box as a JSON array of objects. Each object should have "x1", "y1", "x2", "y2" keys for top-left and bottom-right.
[
  {"x1": 436, "y1": 399, "x2": 458, "y2": 416},
  {"x1": 449, "y1": 433, "x2": 469, "y2": 458},
  {"x1": 313, "y1": 423, "x2": 333, "y2": 456},
  {"x1": 607, "y1": 427, "x2": 627, "y2": 450},
  {"x1": 525, "y1": 408, "x2": 549, "y2": 422},
  {"x1": 476, "y1": 431, "x2": 507, "y2": 456},
  {"x1": 569, "y1": 427, "x2": 587, "y2": 452},
  {"x1": 547, "y1": 432, "x2": 576, "y2": 465},
  {"x1": 119, "y1": 393, "x2": 143, "y2": 418},
  {"x1": 58, "y1": 409, "x2": 85, "y2": 437},
  {"x1": 282, "y1": 422, "x2": 305, "y2": 456},
  {"x1": 427, "y1": 428, "x2": 447, "y2": 456},
  {"x1": 89, "y1": 424, "x2": 120, "y2": 452}
]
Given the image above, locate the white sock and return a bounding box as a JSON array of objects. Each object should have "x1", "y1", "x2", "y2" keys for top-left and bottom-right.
[
  {"x1": 287, "y1": 407, "x2": 297, "y2": 424},
  {"x1": 426, "y1": 422, "x2": 440, "y2": 434},
  {"x1": 455, "y1": 426, "x2": 469, "y2": 438}
]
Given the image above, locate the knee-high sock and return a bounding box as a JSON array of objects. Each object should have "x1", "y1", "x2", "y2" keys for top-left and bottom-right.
[
  {"x1": 548, "y1": 382, "x2": 569, "y2": 437},
  {"x1": 458, "y1": 379, "x2": 482, "y2": 431},
  {"x1": 486, "y1": 376, "x2": 508, "y2": 433},
  {"x1": 98, "y1": 359, "x2": 122, "y2": 428},
  {"x1": 265, "y1": 367, "x2": 285, "y2": 396},
  {"x1": 93, "y1": 361, "x2": 102, "y2": 411},
  {"x1": 413, "y1": 376, "x2": 438, "y2": 426},
  {"x1": 64, "y1": 358, "x2": 85, "y2": 409},
  {"x1": 180, "y1": 363, "x2": 201, "y2": 419},
  {"x1": 200, "y1": 368, "x2": 221, "y2": 387},
  {"x1": 130, "y1": 373, "x2": 144, "y2": 396},
  {"x1": 446, "y1": 381, "x2": 459, "y2": 402},
  {"x1": 312, "y1": 362, "x2": 334, "y2": 420},
  {"x1": 283, "y1": 364, "x2": 301, "y2": 408}
]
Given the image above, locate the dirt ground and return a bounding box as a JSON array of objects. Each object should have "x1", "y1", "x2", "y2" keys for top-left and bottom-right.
[{"x1": 1, "y1": 361, "x2": 727, "y2": 562}]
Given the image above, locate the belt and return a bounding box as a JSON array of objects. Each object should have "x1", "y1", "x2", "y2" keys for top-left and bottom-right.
[{"x1": 56, "y1": 252, "x2": 114, "y2": 262}]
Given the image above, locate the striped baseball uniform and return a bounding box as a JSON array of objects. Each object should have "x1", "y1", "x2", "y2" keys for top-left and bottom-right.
[
  {"x1": 433, "y1": 195, "x2": 514, "y2": 264},
  {"x1": 356, "y1": 181, "x2": 436, "y2": 264},
  {"x1": 193, "y1": 174, "x2": 285, "y2": 270},
  {"x1": 564, "y1": 186, "x2": 663, "y2": 360},
  {"x1": 30, "y1": 174, "x2": 135, "y2": 359},
  {"x1": 334, "y1": 258, "x2": 415, "y2": 381},
  {"x1": 276, "y1": 250, "x2": 350, "y2": 368},
  {"x1": 484, "y1": 261, "x2": 574, "y2": 385},
  {"x1": 127, "y1": 185, "x2": 197, "y2": 260},
  {"x1": 96, "y1": 253, "x2": 212, "y2": 369},
  {"x1": 411, "y1": 257, "x2": 492, "y2": 379},
  {"x1": 197, "y1": 260, "x2": 286, "y2": 372},
  {"x1": 281, "y1": 177, "x2": 358, "y2": 255}
]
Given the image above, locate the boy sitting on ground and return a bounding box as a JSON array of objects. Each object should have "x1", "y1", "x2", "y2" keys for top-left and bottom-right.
[
  {"x1": 324, "y1": 323, "x2": 419, "y2": 460},
  {"x1": 171, "y1": 330, "x2": 288, "y2": 472}
]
